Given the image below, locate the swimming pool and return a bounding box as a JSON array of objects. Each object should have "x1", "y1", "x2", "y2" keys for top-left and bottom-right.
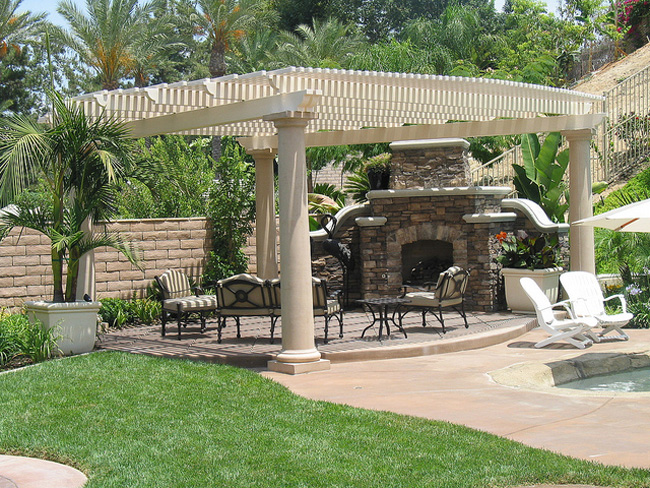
[{"x1": 557, "y1": 366, "x2": 650, "y2": 392}]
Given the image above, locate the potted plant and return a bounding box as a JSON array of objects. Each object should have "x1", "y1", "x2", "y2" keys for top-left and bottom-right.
[
  {"x1": 495, "y1": 230, "x2": 563, "y2": 313},
  {"x1": 0, "y1": 93, "x2": 140, "y2": 355},
  {"x1": 365, "y1": 152, "x2": 391, "y2": 190}
]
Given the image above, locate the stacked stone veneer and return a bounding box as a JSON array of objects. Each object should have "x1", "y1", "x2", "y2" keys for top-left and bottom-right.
[
  {"x1": 390, "y1": 139, "x2": 471, "y2": 189},
  {"x1": 359, "y1": 188, "x2": 511, "y2": 310},
  {"x1": 0, "y1": 217, "x2": 263, "y2": 308}
]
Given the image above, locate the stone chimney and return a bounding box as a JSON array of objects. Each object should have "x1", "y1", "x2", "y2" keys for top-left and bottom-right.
[{"x1": 389, "y1": 138, "x2": 471, "y2": 189}]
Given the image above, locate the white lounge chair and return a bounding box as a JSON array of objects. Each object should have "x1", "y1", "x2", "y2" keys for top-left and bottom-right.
[
  {"x1": 560, "y1": 271, "x2": 631, "y2": 342},
  {"x1": 520, "y1": 277, "x2": 597, "y2": 349}
]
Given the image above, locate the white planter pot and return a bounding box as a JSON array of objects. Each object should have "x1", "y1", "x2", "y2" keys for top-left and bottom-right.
[
  {"x1": 501, "y1": 267, "x2": 563, "y2": 314},
  {"x1": 24, "y1": 300, "x2": 102, "y2": 356}
]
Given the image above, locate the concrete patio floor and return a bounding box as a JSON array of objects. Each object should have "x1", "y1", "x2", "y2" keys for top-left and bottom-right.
[{"x1": 263, "y1": 328, "x2": 650, "y2": 471}]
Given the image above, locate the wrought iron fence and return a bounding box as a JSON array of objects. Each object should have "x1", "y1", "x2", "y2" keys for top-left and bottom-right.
[
  {"x1": 592, "y1": 64, "x2": 650, "y2": 183},
  {"x1": 470, "y1": 145, "x2": 520, "y2": 189},
  {"x1": 473, "y1": 63, "x2": 650, "y2": 191}
]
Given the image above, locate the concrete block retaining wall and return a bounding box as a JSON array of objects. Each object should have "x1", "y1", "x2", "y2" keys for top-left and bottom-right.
[{"x1": 0, "y1": 217, "x2": 258, "y2": 308}]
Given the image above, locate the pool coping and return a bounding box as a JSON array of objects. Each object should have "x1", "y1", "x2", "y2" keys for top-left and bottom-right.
[{"x1": 489, "y1": 346, "x2": 650, "y2": 397}]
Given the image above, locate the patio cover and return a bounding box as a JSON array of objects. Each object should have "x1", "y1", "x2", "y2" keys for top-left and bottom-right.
[
  {"x1": 71, "y1": 67, "x2": 605, "y2": 373},
  {"x1": 74, "y1": 67, "x2": 604, "y2": 143}
]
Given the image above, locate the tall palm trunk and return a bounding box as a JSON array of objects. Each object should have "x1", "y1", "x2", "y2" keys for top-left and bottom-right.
[
  {"x1": 51, "y1": 248, "x2": 65, "y2": 302},
  {"x1": 52, "y1": 175, "x2": 65, "y2": 302},
  {"x1": 65, "y1": 248, "x2": 80, "y2": 302},
  {"x1": 210, "y1": 41, "x2": 227, "y2": 164}
]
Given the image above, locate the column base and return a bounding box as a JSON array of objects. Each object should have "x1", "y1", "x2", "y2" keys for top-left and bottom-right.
[{"x1": 267, "y1": 359, "x2": 331, "y2": 375}]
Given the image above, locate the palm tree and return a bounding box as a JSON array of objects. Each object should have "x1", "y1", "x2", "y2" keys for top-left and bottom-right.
[
  {"x1": 0, "y1": 0, "x2": 46, "y2": 59},
  {"x1": 276, "y1": 17, "x2": 366, "y2": 69},
  {"x1": 226, "y1": 29, "x2": 282, "y2": 74},
  {"x1": 0, "y1": 93, "x2": 139, "y2": 302},
  {"x1": 192, "y1": 0, "x2": 276, "y2": 78},
  {"x1": 130, "y1": 12, "x2": 188, "y2": 87},
  {"x1": 57, "y1": 0, "x2": 178, "y2": 90}
]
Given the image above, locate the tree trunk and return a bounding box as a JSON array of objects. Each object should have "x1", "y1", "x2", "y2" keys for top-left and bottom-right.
[
  {"x1": 209, "y1": 42, "x2": 227, "y2": 163},
  {"x1": 65, "y1": 249, "x2": 80, "y2": 303},
  {"x1": 51, "y1": 248, "x2": 65, "y2": 303}
]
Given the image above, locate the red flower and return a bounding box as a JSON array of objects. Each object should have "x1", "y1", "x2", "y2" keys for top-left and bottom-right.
[{"x1": 495, "y1": 231, "x2": 508, "y2": 243}]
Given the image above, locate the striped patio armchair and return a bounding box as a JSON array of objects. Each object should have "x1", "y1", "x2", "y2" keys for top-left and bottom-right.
[{"x1": 155, "y1": 269, "x2": 218, "y2": 339}]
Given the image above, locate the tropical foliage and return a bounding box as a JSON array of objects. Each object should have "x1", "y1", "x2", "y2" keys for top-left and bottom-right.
[
  {"x1": 0, "y1": 0, "x2": 45, "y2": 60},
  {"x1": 202, "y1": 137, "x2": 256, "y2": 284},
  {"x1": 0, "y1": 312, "x2": 58, "y2": 368},
  {"x1": 0, "y1": 93, "x2": 140, "y2": 302},
  {"x1": 494, "y1": 230, "x2": 561, "y2": 270},
  {"x1": 114, "y1": 135, "x2": 215, "y2": 218},
  {"x1": 56, "y1": 0, "x2": 179, "y2": 90},
  {"x1": 513, "y1": 132, "x2": 570, "y2": 223}
]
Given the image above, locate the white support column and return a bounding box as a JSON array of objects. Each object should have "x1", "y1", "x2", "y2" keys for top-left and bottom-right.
[
  {"x1": 264, "y1": 111, "x2": 330, "y2": 374},
  {"x1": 250, "y1": 149, "x2": 279, "y2": 280},
  {"x1": 564, "y1": 129, "x2": 596, "y2": 273}
]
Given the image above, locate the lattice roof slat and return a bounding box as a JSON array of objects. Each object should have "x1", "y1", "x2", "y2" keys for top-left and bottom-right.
[{"x1": 70, "y1": 66, "x2": 604, "y2": 145}]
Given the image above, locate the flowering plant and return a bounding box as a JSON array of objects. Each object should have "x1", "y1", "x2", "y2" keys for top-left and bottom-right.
[{"x1": 494, "y1": 230, "x2": 561, "y2": 270}]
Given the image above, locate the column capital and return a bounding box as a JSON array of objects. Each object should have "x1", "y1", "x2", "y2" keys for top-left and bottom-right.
[
  {"x1": 561, "y1": 128, "x2": 593, "y2": 141},
  {"x1": 264, "y1": 111, "x2": 317, "y2": 127},
  {"x1": 247, "y1": 148, "x2": 276, "y2": 160}
]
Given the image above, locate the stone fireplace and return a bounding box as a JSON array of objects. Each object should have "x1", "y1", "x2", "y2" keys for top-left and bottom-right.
[{"x1": 311, "y1": 138, "x2": 568, "y2": 312}]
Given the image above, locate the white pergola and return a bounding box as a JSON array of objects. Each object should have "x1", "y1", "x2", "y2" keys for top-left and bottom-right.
[{"x1": 73, "y1": 67, "x2": 605, "y2": 373}]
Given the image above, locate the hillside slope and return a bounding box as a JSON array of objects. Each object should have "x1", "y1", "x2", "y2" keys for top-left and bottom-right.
[{"x1": 574, "y1": 43, "x2": 650, "y2": 95}]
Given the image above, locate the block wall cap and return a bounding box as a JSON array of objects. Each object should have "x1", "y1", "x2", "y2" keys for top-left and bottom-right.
[
  {"x1": 501, "y1": 198, "x2": 570, "y2": 233},
  {"x1": 310, "y1": 203, "x2": 371, "y2": 241}
]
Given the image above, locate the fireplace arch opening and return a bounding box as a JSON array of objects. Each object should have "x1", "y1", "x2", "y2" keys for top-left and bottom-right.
[{"x1": 402, "y1": 240, "x2": 454, "y2": 287}]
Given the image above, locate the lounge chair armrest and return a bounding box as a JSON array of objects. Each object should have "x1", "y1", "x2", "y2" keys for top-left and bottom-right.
[
  {"x1": 603, "y1": 293, "x2": 627, "y2": 312},
  {"x1": 538, "y1": 299, "x2": 576, "y2": 318}
]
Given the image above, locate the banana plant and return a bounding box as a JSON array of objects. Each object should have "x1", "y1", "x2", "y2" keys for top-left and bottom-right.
[{"x1": 513, "y1": 132, "x2": 569, "y2": 223}]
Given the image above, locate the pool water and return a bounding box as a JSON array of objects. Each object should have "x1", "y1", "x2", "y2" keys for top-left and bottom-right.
[{"x1": 557, "y1": 367, "x2": 650, "y2": 392}]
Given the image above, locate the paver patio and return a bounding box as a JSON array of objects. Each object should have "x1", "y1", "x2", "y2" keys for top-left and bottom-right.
[{"x1": 98, "y1": 309, "x2": 535, "y2": 367}]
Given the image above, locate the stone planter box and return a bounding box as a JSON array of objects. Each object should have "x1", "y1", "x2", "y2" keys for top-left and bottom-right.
[
  {"x1": 24, "y1": 300, "x2": 102, "y2": 355},
  {"x1": 501, "y1": 267, "x2": 563, "y2": 314}
]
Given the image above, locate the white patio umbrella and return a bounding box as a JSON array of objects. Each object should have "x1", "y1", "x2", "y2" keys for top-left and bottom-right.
[{"x1": 574, "y1": 198, "x2": 650, "y2": 232}]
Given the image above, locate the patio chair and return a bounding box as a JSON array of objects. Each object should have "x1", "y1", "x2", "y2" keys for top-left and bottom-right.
[
  {"x1": 155, "y1": 269, "x2": 218, "y2": 339},
  {"x1": 520, "y1": 277, "x2": 597, "y2": 349},
  {"x1": 400, "y1": 265, "x2": 470, "y2": 333},
  {"x1": 560, "y1": 271, "x2": 631, "y2": 341},
  {"x1": 269, "y1": 276, "x2": 344, "y2": 344},
  {"x1": 215, "y1": 273, "x2": 274, "y2": 343}
]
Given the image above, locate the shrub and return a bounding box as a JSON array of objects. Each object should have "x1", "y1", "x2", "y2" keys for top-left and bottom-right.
[
  {"x1": 202, "y1": 138, "x2": 256, "y2": 284},
  {"x1": 99, "y1": 298, "x2": 134, "y2": 329},
  {"x1": 614, "y1": 111, "x2": 650, "y2": 151},
  {"x1": 99, "y1": 297, "x2": 162, "y2": 329},
  {"x1": 130, "y1": 298, "x2": 161, "y2": 325},
  {"x1": 494, "y1": 230, "x2": 561, "y2": 270},
  {"x1": 0, "y1": 313, "x2": 59, "y2": 368}
]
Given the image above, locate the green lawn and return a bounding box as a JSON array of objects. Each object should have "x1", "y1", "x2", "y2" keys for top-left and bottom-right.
[{"x1": 1, "y1": 352, "x2": 648, "y2": 487}]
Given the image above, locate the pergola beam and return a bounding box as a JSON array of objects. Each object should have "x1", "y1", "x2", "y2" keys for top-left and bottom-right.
[
  {"x1": 238, "y1": 113, "x2": 606, "y2": 151},
  {"x1": 124, "y1": 90, "x2": 322, "y2": 138}
]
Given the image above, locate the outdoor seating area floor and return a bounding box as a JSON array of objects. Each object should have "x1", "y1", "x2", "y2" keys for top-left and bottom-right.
[{"x1": 98, "y1": 309, "x2": 535, "y2": 367}]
